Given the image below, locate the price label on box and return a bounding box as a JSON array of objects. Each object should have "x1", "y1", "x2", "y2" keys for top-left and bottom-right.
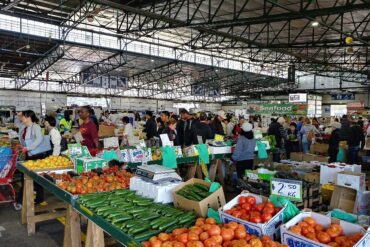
[{"x1": 270, "y1": 178, "x2": 302, "y2": 202}]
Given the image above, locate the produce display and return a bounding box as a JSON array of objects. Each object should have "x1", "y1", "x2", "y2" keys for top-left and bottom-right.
[
  {"x1": 79, "y1": 189, "x2": 197, "y2": 241},
  {"x1": 225, "y1": 196, "x2": 281, "y2": 223},
  {"x1": 289, "y1": 217, "x2": 364, "y2": 246},
  {"x1": 176, "y1": 183, "x2": 212, "y2": 201},
  {"x1": 48, "y1": 166, "x2": 133, "y2": 194},
  {"x1": 24, "y1": 156, "x2": 73, "y2": 170},
  {"x1": 152, "y1": 147, "x2": 162, "y2": 160},
  {"x1": 141, "y1": 217, "x2": 288, "y2": 247}
]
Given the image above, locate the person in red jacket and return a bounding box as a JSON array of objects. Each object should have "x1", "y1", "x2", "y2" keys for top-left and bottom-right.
[{"x1": 79, "y1": 106, "x2": 99, "y2": 151}]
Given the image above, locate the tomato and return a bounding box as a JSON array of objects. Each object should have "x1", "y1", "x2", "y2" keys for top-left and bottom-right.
[
  {"x1": 253, "y1": 204, "x2": 264, "y2": 212},
  {"x1": 187, "y1": 241, "x2": 204, "y2": 247},
  {"x1": 221, "y1": 228, "x2": 235, "y2": 241},
  {"x1": 289, "y1": 226, "x2": 301, "y2": 235},
  {"x1": 204, "y1": 238, "x2": 217, "y2": 247},
  {"x1": 249, "y1": 238, "x2": 263, "y2": 247},
  {"x1": 349, "y1": 232, "x2": 363, "y2": 242},
  {"x1": 334, "y1": 236, "x2": 346, "y2": 245},
  {"x1": 241, "y1": 203, "x2": 251, "y2": 211},
  {"x1": 176, "y1": 233, "x2": 189, "y2": 244},
  {"x1": 222, "y1": 240, "x2": 232, "y2": 247},
  {"x1": 329, "y1": 224, "x2": 342, "y2": 235},
  {"x1": 328, "y1": 243, "x2": 339, "y2": 247},
  {"x1": 317, "y1": 232, "x2": 331, "y2": 244},
  {"x1": 327, "y1": 228, "x2": 341, "y2": 239},
  {"x1": 206, "y1": 218, "x2": 217, "y2": 225},
  {"x1": 303, "y1": 217, "x2": 316, "y2": 227},
  {"x1": 211, "y1": 235, "x2": 222, "y2": 244},
  {"x1": 199, "y1": 232, "x2": 209, "y2": 241},
  {"x1": 314, "y1": 224, "x2": 324, "y2": 232},
  {"x1": 142, "y1": 241, "x2": 151, "y2": 247},
  {"x1": 261, "y1": 213, "x2": 272, "y2": 223},
  {"x1": 162, "y1": 241, "x2": 173, "y2": 247},
  {"x1": 262, "y1": 207, "x2": 275, "y2": 215},
  {"x1": 264, "y1": 202, "x2": 275, "y2": 209},
  {"x1": 301, "y1": 226, "x2": 314, "y2": 236},
  {"x1": 190, "y1": 226, "x2": 203, "y2": 235},
  {"x1": 245, "y1": 196, "x2": 256, "y2": 205},
  {"x1": 226, "y1": 222, "x2": 238, "y2": 230},
  {"x1": 201, "y1": 224, "x2": 212, "y2": 231},
  {"x1": 196, "y1": 218, "x2": 205, "y2": 226},
  {"x1": 150, "y1": 240, "x2": 162, "y2": 247},
  {"x1": 234, "y1": 228, "x2": 247, "y2": 239},
  {"x1": 208, "y1": 225, "x2": 221, "y2": 236},
  {"x1": 232, "y1": 211, "x2": 242, "y2": 218},
  {"x1": 306, "y1": 233, "x2": 318, "y2": 242},
  {"x1": 239, "y1": 196, "x2": 247, "y2": 205},
  {"x1": 173, "y1": 228, "x2": 188, "y2": 237},
  {"x1": 159, "y1": 233, "x2": 171, "y2": 242},
  {"x1": 173, "y1": 242, "x2": 185, "y2": 247},
  {"x1": 188, "y1": 232, "x2": 199, "y2": 241},
  {"x1": 249, "y1": 215, "x2": 262, "y2": 223},
  {"x1": 240, "y1": 214, "x2": 250, "y2": 221}
]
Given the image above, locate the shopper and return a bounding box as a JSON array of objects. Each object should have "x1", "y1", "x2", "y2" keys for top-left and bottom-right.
[
  {"x1": 89, "y1": 108, "x2": 99, "y2": 130},
  {"x1": 268, "y1": 118, "x2": 284, "y2": 162},
  {"x1": 44, "y1": 115, "x2": 62, "y2": 156},
  {"x1": 226, "y1": 117, "x2": 235, "y2": 137},
  {"x1": 328, "y1": 122, "x2": 341, "y2": 163},
  {"x1": 285, "y1": 122, "x2": 299, "y2": 159},
  {"x1": 232, "y1": 118, "x2": 245, "y2": 138},
  {"x1": 167, "y1": 118, "x2": 177, "y2": 143},
  {"x1": 192, "y1": 112, "x2": 213, "y2": 144},
  {"x1": 156, "y1": 117, "x2": 164, "y2": 136},
  {"x1": 312, "y1": 117, "x2": 320, "y2": 130},
  {"x1": 210, "y1": 110, "x2": 226, "y2": 136},
  {"x1": 358, "y1": 116, "x2": 364, "y2": 128},
  {"x1": 179, "y1": 109, "x2": 196, "y2": 147},
  {"x1": 79, "y1": 106, "x2": 99, "y2": 151},
  {"x1": 18, "y1": 110, "x2": 48, "y2": 207},
  {"x1": 144, "y1": 111, "x2": 157, "y2": 140},
  {"x1": 231, "y1": 122, "x2": 256, "y2": 178},
  {"x1": 339, "y1": 115, "x2": 350, "y2": 141},
  {"x1": 159, "y1": 111, "x2": 170, "y2": 134},
  {"x1": 134, "y1": 111, "x2": 141, "y2": 121},
  {"x1": 121, "y1": 116, "x2": 134, "y2": 146},
  {"x1": 300, "y1": 118, "x2": 320, "y2": 153},
  {"x1": 59, "y1": 110, "x2": 73, "y2": 132},
  {"x1": 348, "y1": 120, "x2": 365, "y2": 164}
]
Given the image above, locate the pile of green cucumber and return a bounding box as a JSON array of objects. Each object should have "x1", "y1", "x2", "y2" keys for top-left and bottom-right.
[
  {"x1": 79, "y1": 189, "x2": 196, "y2": 241},
  {"x1": 176, "y1": 183, "x2": 212, "y2": 201}
]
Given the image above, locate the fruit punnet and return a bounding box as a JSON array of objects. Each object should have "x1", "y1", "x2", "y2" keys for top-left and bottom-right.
[
  {"x1": 225, "y1": 196, "x2": 281, "y2": 224},
  {"x1": 142, "y1": 217, "x2": 289, "y2": 247},
  {"x1": 289, "y1": 216, "x2": 364, "y2": 246},
  {"x1": 24, "y1": 156, "x2": 73, "y2": 170},
  {"x1": 48, "y1": 166, "x2": 133, "y2": 194}
]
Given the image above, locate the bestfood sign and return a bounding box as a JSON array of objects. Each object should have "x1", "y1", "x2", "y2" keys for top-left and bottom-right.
[{"x1": 253, "y1": 103, "x2": 307, "y2": 115}]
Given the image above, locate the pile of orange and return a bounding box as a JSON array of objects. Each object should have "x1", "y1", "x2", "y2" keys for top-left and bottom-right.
[
  {"x1": 289, "y1": 217, "x2": 363, "y2": 246},
  {"x1": 143, "y1": 218, "x2": 288, "y2": 247}
]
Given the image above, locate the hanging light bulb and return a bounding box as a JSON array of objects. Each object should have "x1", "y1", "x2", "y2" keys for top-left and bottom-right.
[
  {"x1": 347, "y1": 47, "x2": 354, "y2": 54},
  {"x1": 87, "y1": 14, "x2": 94, "y2": 23},
  {"x1": 345, "y1": 36, "x2": 353, "y2": 45}
]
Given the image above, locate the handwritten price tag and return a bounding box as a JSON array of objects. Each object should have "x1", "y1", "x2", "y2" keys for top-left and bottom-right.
[
  {"x1": 270, "y1": 178, "x2": 303, "y2": 202},
  {"x1": 246, "y1": 172, "x2": 259, "y2": 181}
]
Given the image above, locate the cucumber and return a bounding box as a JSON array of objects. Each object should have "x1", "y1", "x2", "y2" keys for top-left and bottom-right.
[
  {"x1": 159, "y1": 220, "x2": 178, "y2": 231},
  {"x1": 125, "y1": 220, "x2": 146, "y2": 229},
  {"x1": 136, "y1": 200, "x2": 154, "y2": 206},
  {"x1": 112, "y1": 214, "x2": 132, "y2": 224},
  {"x1": 194, "y1": 183, "x2": 209, "y2": 191},
  {"x1": 165, "y1": 224, "x2": 179, "y2": 233},
  {"x1": 134, "y1": 230, "x2": 161, "y2": 241},
  {"x1": 129, "y1": 224, "x2": 151, "y2": 235},
  {"x1": 141, "y1": 213, "x2": 161, "y2": 221},
  {"x1": 150, "y1": 217, "x2": 164, "y2": 226}
]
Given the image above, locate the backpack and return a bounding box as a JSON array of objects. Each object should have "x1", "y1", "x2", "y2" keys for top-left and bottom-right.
[{"x1": 307, "y1": 130, "x2": 315, "y2": 142}]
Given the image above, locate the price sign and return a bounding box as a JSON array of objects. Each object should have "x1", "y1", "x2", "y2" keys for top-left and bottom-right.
[
  {"x1": 270, "y1": 178, "x2": 302, "y2": 202},
  {"x1": 246, "y1": 172, "x2": 259, "y2": 181}
]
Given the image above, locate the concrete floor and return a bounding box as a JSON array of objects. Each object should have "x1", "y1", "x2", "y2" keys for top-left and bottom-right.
[{"x1": 0, "y1": 203, "x2": 64, "y2": 247}]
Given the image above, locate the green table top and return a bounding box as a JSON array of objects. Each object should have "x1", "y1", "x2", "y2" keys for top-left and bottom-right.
[{"x1": 16, "y1": 163, "x2": 141, "y2": 247}]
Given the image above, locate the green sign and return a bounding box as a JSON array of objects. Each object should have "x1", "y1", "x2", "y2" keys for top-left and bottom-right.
[{"x1": 248, "y1": 103, "x2": 307, "y2": 115}]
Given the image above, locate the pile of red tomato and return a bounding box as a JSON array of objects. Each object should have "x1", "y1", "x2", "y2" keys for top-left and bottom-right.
[
  {"x1": 225, "y1": 196, "x2": 281, "y2": 224},
  {"x1": 143, "y1": 218, "x2": 288, "y2": 247},
  {"x1": 289, "y1": 217, "x2": 364, "y2": 246}
]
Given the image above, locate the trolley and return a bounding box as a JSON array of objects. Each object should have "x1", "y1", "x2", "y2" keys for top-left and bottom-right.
[{"x1": 0, "y1": 151, "x2": 19, "y2": 208}]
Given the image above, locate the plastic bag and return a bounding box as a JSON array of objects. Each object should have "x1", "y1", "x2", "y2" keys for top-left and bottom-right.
[
  {"x1": 161, "y1": 146, "x2": 177, "y2": 168},
  {"x1": 256, "y1": 140, "x2": 268, "y2": 159},
  {"x1": 207, "y1": 208, "x2": 221, "y2": 224},
  {"x1": 196, "y1": 144, "x2": 210, "y2": 165},
  {"x1": 330, "y1": 209, "x2": 357, "y2": 223},
  {"x1": 336, "y1": 147, "x2": 345, "y2": 162},
  {"x1": 269, "y1": 195, "x2": 300, "y2": 223}
]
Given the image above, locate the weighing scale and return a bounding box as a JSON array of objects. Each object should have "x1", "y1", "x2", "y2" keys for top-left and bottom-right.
[{"x1": 135, "y1": 165, "x2": 182, "y2": 183}]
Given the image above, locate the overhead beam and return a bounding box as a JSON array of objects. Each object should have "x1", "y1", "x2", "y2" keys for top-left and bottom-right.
[
  {"x1": 1, "y1": 0, "x2": 22, "y2": 11},
  {"x1": 14, "y1": 45, "x2": 64, "y2": 89}
]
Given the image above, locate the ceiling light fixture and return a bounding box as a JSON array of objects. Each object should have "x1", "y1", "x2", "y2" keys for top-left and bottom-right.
[
  {"x1": 311, "y1": 21, "x2": 319, "y2": 27},
  {"x1": 151, "y1": 59, "x2": 155, "y2": 62},
  {"x1": 26, "y1": 61, "x2": 31, "y2": 65},
  {"x1": 87, "y1": 14, "x2": 94, "y2": 23}
]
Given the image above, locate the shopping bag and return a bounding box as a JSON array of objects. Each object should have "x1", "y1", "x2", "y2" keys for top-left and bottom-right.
[
  {"x1": 336, "y1": 147, "x2": 345, "y2": 162},
  {"x1": 196, "y1": 144, "x2": 210, "y2": 165},
  {"x1": 256, "y1": 140, "x2": 268, "y2": 159},
  {"x1": 269, "y1": 195, "x2": 300, "y2": 223},
  {"x1": 161, "y1": 146, "x2": 177, "y2": 168}
]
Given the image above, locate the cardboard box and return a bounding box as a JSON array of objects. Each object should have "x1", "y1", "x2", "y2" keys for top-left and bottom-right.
[
  {"x1": 302, "y1": 153, "x2": 329, "y2": 163},
  {"x1": 330, "y1": 185, "x2": 357, "y2": 213},
  {"x1": 172, "y1": 178, "x2": 226, "y2": 217},
  {"x1": 310, "y1": 143, "x2": 329, "y2": 156},
  {"x1": 337, "y1": 171, "x2": 366, "y2": 192},
  {"x1": 98, "y1": 125, "x2": 115, "y2": 137},
  {"x1": 208, "y1": 146, "x2": 232, "y2": 155},
  {"x1": 320, "y1": 163, "x2": 361, "y2": 184},
  {"x1": 280, "y1": 211, "x2": 369, "y2": 247},
  {"x1": 129, "y1": 148, "x2": 152, "y2": 163},
  {"x1": 75, "y1": 157, "x2": 107, "y2": 173},
  {"x1": 290, "y1": 152, "x2": 303, "y2": 161},
  {"x1": 304, "y1": 172, "x2": 320, "y2": 183},
  {"x1": 219, "y1": 191, "x2": 286, "y2": 239}
]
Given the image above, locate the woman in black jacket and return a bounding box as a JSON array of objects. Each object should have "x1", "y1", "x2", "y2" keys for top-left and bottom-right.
[{"x1": 328, "y1": 122, "x2": 341, "y2": 163}]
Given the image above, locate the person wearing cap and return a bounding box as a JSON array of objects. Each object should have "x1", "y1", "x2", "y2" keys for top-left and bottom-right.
[
  {"x1": 328, "y1": 122, "x2": 341, "y2": 163},
  {"x1": 192, "y1": 112, "x2": 213, "y2": 144},
  {"x1": 231, "y1": 122, "x2": 256, "y2": 178},
  {"x1": 210, "y1": 110, "x2": 226, "y2": 136}
]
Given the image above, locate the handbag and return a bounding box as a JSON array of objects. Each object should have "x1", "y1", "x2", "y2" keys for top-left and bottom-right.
[
  {"x1": 256, "y1": 140, "x2": 268, "y2": 159},
  {"x1": 25, "y1": 125, "x2": 52, "y2": 156}
]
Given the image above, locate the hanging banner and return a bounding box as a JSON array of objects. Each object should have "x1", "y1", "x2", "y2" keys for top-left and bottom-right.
[{"x1": 247, "y1": 103, "x2": 307, "y2": 115}]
